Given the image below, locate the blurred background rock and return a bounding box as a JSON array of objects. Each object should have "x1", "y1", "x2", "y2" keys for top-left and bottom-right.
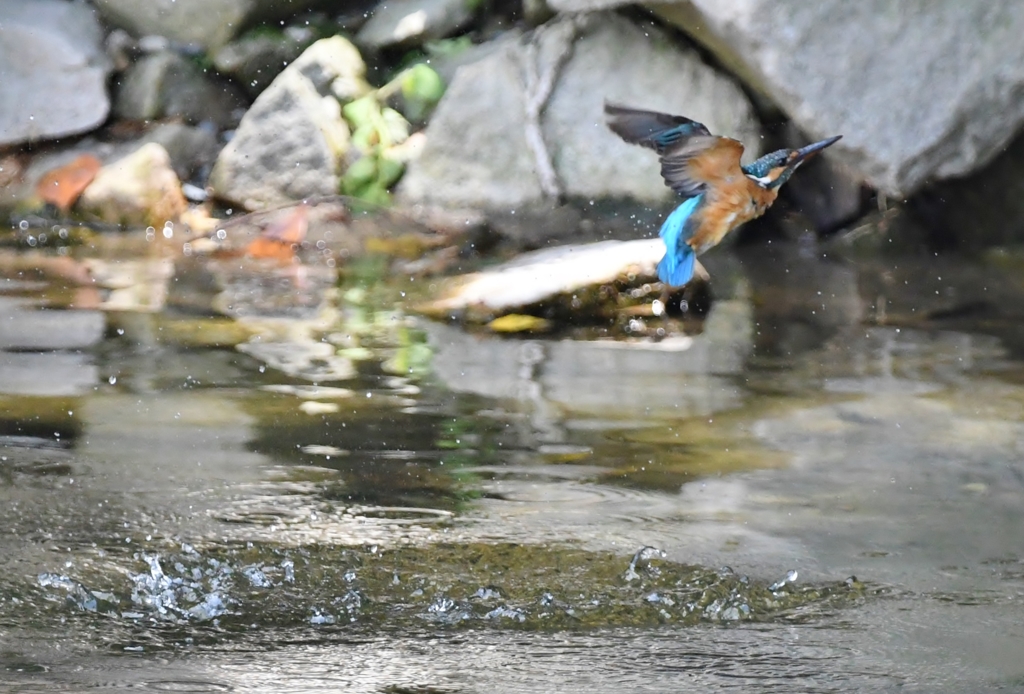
[{"x1": 1, "y1": 0, "x2": 1022, "y2": 251}]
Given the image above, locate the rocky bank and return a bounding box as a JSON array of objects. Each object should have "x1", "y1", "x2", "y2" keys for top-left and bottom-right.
[{"x1": 1, "y1": 0, "x2": 1023, "y2": 249}]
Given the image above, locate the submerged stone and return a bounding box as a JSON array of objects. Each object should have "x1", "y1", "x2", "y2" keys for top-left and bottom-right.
[{"x1": 237, "y1": 340, "x2": 356, "y2": 382}]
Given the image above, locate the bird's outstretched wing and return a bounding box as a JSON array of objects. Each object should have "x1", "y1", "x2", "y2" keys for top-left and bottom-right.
[
  {"x1": 605, "y1": 103, "x2": 745, "y2": 199},
  {"x1": 604, "y1": 103, "x2": 711, "y2": 146}
]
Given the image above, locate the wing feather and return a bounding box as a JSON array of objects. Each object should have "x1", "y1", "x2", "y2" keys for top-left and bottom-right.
[
  {"x1": 604, "y1": 103, "x2": 711, "y2": 149},
  {"x1": 605, "y1": 103, "x2": 745, "y2": 199}
]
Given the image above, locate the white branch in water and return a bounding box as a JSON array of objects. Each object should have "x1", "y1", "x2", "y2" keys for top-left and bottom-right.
[{"x1": 518, "y1": 16, "x2": 583, "y2": 201}]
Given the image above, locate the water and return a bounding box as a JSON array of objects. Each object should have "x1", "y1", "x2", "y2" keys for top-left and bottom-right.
[{"x1": 2, "y1": 233, "x2": 1024, "y2": 692}]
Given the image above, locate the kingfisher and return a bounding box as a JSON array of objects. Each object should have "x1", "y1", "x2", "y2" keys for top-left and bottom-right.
[{"x1": 605, "y1": 103, "x2": 841, "y2": 287}]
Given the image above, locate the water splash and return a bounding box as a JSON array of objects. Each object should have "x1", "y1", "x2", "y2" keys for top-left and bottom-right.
[
  {"x1": 624, "y1": 545, "x2": 667, "y2": 582},
  {"x1": 769, "y1": 569, "x2": 799, "y2": 592},
  {"x1": 37, "y1": 572, "x2": 117, "y2": 615},
  {"x1": 32, "y1": 542, "x2": 868, "y2": 640}
]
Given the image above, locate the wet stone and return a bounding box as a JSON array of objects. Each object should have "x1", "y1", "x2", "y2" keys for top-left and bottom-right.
[{"x1": 419, "y1": 238, "x2": 664, "y2": 322}]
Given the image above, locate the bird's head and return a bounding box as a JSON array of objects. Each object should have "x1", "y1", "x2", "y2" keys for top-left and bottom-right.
[{"x1": 742, "y1": 135, "x2": 842, "y2": 189}]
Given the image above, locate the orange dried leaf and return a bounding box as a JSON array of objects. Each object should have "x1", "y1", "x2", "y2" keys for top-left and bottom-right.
[
  {"x1": 36, "y1": 154, "x2": 102, "y2": 212},
  {"x1": 245, "y1": 236, "x2": 296, "y2": 261},
  {"x1": 245, "y1": 203, "x2": 309, "y2": 261}
]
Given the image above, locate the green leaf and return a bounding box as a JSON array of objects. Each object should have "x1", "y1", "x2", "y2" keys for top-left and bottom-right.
[
  {"x1": 350, "y1": 123, "x2": 380, "y2": 153},
  {"x1": 359, "y1": 184, "x2": 392, "y2": 207},
  {"x1": 376, "y1": 156, "x2": 405, "y2": 189},
  {"x1": 400, "y1": 63, "x2": 445, "y2": 105},
  {"x1": 342, "y1": 95, "x2": 380, "y2": 130},
  {"x1": 393, "y1": 63, "x2": 445, "y2": 122},
  {"x1": 380, "y1": 108, "x2": 410, "y2": 146},
  {"x1": 341, "y1": 156, "x2": 378, "y2": 195}
]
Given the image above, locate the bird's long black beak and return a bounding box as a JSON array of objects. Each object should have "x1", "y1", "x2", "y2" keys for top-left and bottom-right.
[{"x1": 791, "y1": 135, "x2": 842, "y2": 166}]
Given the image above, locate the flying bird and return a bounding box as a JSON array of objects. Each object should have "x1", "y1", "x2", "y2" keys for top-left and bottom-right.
[{"x1": 606, "y1": 103, "x2": 841, "y2": 287}]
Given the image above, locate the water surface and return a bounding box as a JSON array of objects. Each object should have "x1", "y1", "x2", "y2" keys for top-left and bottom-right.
[{"x1": 2, "y1": 235, "x2": 1024, "y2": 692}]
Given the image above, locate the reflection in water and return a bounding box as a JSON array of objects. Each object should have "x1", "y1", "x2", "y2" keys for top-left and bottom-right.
[
  {"x1": 739, "y1": 242, "x2": 863, "y2": 359},
  {"x1": 4, "y1": 241, "x2": 1024, "y2": 692},
  {"x1": 0, "y1": 295, "x2": 102, "y2": 396}
]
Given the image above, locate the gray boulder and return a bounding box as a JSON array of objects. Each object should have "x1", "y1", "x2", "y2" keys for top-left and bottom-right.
[
  {"x1": 0, "y1": 0, "x2": 111, "y2": 147},
  {"x1": 114, "y1": 51, "x2": 248, "y2": 129},
  {"x1": 92, "y1": 0, "x2": 323, "y2": 51},
  {"x1": 549, "y1": 15, "x2": 760, "y2": 201},
  {"x1": 551, "y1": 0, "x2": 1024, "y2": 197},
  {"x1": 779, "y1": 122, "x2": 865, "y2": 234},
  {"x1": 913, "y1": 130, "x2": 1024, "y2": 250},
  {"x1": 357, "y1": 0, "x2": 477, "y2": 50},
  {"x1": 399, "y1": 13, "x2": 761, "y2": 211},
  {"x1": 209, "y1": 37, "x2": 370, "y2": 210},
  {"x1": 400, "y1": 34, "x2": 539, "y2": 210}
]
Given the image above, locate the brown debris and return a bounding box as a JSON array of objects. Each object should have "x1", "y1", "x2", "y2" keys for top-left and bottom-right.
[
  {"x1": 246, "y1": 203, "x2": 310, "y2": 261},
  {"x1": 35, "y1": 154, "x2": 101, "y2": 213}
]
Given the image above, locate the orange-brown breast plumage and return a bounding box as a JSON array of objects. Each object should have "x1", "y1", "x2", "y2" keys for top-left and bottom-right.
[{"x1": 687, "y1": 173, "x2": 777, "y2": 254}]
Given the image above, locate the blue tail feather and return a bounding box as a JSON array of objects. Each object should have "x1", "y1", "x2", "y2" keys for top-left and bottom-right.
[
  {"x1": 657, "y1": 249, "x2": 696, "y2": 287},
  {"x1": 656, "y1": 195, "x2": 702, "y2": 287}
]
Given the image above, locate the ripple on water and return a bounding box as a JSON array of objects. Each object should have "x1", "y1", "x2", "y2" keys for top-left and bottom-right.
[
  {"x1": 536, "y1": 443, "x2": 594, "y2": 462},
  {"x1": 346, "y1": 506, "x2": 455, "y2": 523},
  {"x1": 474, "y1": 475, "x2": 687, "y2": 526},
  {"x1": 146, "y1": 681, "x2": 233, "y2": 692}
]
